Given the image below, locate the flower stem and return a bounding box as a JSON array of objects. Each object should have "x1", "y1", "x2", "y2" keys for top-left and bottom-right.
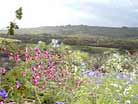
[{"x1": 34, "y1": 87, "x2": 41, "y2": 104}]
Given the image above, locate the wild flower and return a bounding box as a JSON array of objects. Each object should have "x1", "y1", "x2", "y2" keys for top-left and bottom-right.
[
  {"x1": 37, "y1": 62, "x2": 43, "y2": 69},
  {"x1": 43, "y1": 51, "x2": 49, "y2": 58},
  {"x1": 35, "y1": 48, "x2": 41, "y2": 59},
  {"x1": 125, "y1": 100, "x2": 131, "y2": 104},
  {"x1": 24, "y1": 52, "x2": 31, "y2": 62},
  {"x1": 0, "y1": 67, "x2": 6, "y2": 75},
  {"x1": 0, "y1": 101, "x2": 4, "y2": 104},
  {"x1": 33, "y1": 74, "x2": 40, "y2": 80},
  {"x1": 21, "y1": 72, "x2": 26, "y2": 77},
  {"x1": 33, "y1": 78, "x2": 39, "y2": 85},
  {"x1": 16, "y1": 81, "x2": 21, "y2": 89},
  {"x1": 44, "y1": 67, "x2": 55, "y2": 80},
  {"x1": 110, "y1": 83, "x2": 121, "y2": 89},
  {"x1": 13, "y1": 54, "x2": 20, "y2": 63},
  {"x1": 95, "y1": 79, "x2": 103, "y2": 85},
  {"x1": 123, "y1": 86, "x2": 131, "y2": 96},
  {"x1": 35, "y1": 48, "x2": 41, "y2": 55},
  {"x1": 116, "y1": 73, "x2": 131, "y2": 81},
  {"x1": 55, "y1": 102, "x2": 65, "y2": 104},
  {"x1": 32, "y1": 67, "x2": 37, "y2": 72},
  {"x1": 76, "y1": 80, "x2": 83, "y2": 88},
  {"x1": 83, "y1": 70, "x2": 104, "y2": 78},
  {"x1": 0, "y1": 89, "x2": 8, "y2": 99},
  {"x1": 34, "y1": 54, "x2": 40, "y2": 60},
  {"x1": 32, "y1": 74, "x2": 41, "y2": 85}
]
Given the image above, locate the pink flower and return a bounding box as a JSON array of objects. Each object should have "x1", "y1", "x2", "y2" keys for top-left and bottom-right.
[
  {"x1": 0, "y1": 67, "x2": 6, "y2": 75},
  {"x1": 32, "y1": 67, "x2": 37, "y2": 71},
  {"x1": 34, "y1": 54, "x2": 40, "y2": 60},
  {"x1": 33, "y1": 74, "x2": 40, "y2": 80},
  {"x1": 14, "y1": 54, "x2": 20, "y2": 63},
  {"x1": 24, "y1": 52, "x2": 31, "y2": 61},
  {"x1": 16, "y1": 81, "x2": 21, "y2": 89},
  {"x1": 22, "y1": 72, "x2": 26, "y2": 77},
  {"x1": 33, "y1": 48, "x2": 41, "y2": 59},
  {"x1": 35, "y1": 48, "x2": 41, "y2": 55},
  {"x1": 9, "y1": 52, "x2": 13, "y2": 56},
  {"x1": 37, "y1": 63, "x2": 43, "y2": 69},
  {"x1": 43, "y1": 51, "x2": 49, "y2": 58},
  {"x1": 45, "y1": 68, "x2": 55, "y2": 80},
  {"x1": 32, "y1": 73, "x2": 40, "y2": 85},
  {"x1": 0, "y1": 101, "x2": 4, "y2": 104},
  {"x1": 33, "y1": 78, "x2": 39, "y2": 85}
]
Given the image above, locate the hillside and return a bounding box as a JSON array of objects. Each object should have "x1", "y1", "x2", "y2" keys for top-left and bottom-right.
[
  {"x1": 11, "y1": 25, "x2": 138, "y2": 39},
  {"x1": 1, "y1": 25, "x2": 138, "y2": 50}
]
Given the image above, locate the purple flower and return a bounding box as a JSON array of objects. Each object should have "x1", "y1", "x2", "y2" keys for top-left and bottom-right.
[
  {"x1": 0, "y1": 89, "x2": 8, "y2": 99},
  {"x1": 16, "y1": 81, "x2": 21, "y2": 89},
  {"x1": 83, "y1": 70, "x2": 104, "y2": 78},
  {"x1": 55, "y1": 102, "x2": 65, "y2": 104}
]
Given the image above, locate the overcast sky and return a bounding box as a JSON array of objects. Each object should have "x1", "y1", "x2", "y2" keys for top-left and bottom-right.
[{"x1": 0, "y1": 0, "x2": 138, "y2": 28}]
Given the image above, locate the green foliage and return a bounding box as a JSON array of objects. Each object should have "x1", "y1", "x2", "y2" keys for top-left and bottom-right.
[
  {"x1": 15, "y1": 7, "x2": 23, "y2": 20},
  {"x1": 0, "y1": 42, "x2": 138, "y2": 104},
  {"x1": 7, "y1": 22, "x2": 19, "y2": 35},
  {"x1": 102, "y1": 52, "x2": 138, "y2": 72},
  {"x1": 7, "y1": 7, "x2": 23, "y2": 35},
  {"x1": 7, "y1": 25, "x2": 138, "y2": 39}
]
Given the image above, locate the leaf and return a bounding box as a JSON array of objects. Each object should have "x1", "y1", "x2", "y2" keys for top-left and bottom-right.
[
  {"x1": 7, "y1": 22, "x2": 19, "y2": 35},
  {"x1": 15, "y1": 7, "x2": 23, "y2": 20}
]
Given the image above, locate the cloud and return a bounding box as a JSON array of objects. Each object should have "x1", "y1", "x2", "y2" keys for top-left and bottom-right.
[
  {"x1": 67, "y1": 0, "x2": 138, "y2": 26},
  {"x1": 0, "y1": 0, "x2": 138, "y2": 28}
]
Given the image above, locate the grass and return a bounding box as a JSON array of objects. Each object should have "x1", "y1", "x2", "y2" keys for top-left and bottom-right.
[
  {"x1": 0, "y1": 33, "x2": 138, "y2": 50},
  {"x1": 71, "y1": 45, "x2": 116, "y2": 54},
  {"x1": 0, "y1": 37, "x2": 21, "y2": 43}
]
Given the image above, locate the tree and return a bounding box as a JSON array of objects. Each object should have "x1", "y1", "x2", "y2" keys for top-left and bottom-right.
[{"x1": 7, "y1": 7, "x2": 23, "y2": 35}]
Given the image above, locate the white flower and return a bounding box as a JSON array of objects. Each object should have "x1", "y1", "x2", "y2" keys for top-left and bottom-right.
[
  {"x1": 125, "y1": 100, "x2": 131, "y2": 104},
  {"x1": 110, "y1": 83, "x2": 121, "y2": 88},
  {"x1": 123, "y1": 86, "x2": 131, "y2": 96}
]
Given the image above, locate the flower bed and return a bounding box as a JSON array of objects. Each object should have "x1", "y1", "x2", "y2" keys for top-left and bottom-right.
[{"x1": 0, "y1": 42, "x2": 138, "y2": 104}]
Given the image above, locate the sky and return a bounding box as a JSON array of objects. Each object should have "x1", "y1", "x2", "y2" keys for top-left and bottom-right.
[{"x1": 0, "y1": 0, "x2": 138, "y2": 28}]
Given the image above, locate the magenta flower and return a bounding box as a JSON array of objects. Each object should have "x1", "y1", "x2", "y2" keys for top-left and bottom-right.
[
  {"x1": 37, "y1": 62, "x2": 43, "y2": 69},
  {"x1": 0, "y1": 101, "x2": 4, "y2": 104},
  {"x1": 45, "y1": 68, "x2": 55, "y2": 80},
  {"x1": 33, "y1": 78, "x2": 39, "y2": 85},
  {"x1": 32, "y1": 74, "x2": 40, "y2": 85},
  {"x1": 35, "y1": 48, "x2": 41, "y2": 54},
  {"x1": 35, "y1": 48, "x2": 41, "y2": 56},
  {"x1": 33, "y1": 74, "x2": 40, "y2": 80},
  {"x1": 14, "y1": 54, "x2": 20, "y2": 63},
  {"x1": 24, "y1": 52, "x2": 31, "y2": 61},
  {"x1": 32, "y1": 67, "x2": 37, "y2": 71},
  {"x1": 43, "y1": 51, "x2": 49, "y2": 58},
  {"x1": 0, "y1": 67, "x2": 6, "y2": 75},
  {"x1": 16, "y1": 81, "x2": 21, "y2": 89}
]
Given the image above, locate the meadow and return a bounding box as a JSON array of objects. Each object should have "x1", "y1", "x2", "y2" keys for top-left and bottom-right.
[{"x1": 0, "y1": 35, "x2": 138, "y2": 104}]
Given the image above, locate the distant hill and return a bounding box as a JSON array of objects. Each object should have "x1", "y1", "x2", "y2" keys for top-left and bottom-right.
[
  {"x1": 1, "y1": 25, "x2": 138, "y2": 50},
  {"x1": 1, "y1": 25, "x2": 138, "y2": 39}
]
